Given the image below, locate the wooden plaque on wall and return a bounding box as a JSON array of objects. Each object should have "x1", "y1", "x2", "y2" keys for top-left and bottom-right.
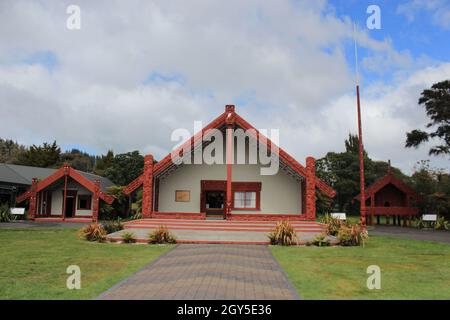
[{"x1": 175, "y1": 190, "x2": 190, "y2": 202}]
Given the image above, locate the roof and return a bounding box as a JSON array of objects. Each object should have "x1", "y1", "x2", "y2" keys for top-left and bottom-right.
[
  {"x1": 125, "y1": 105, "x2": 336, "y2": 198},
  {"x1": 16, "y1": 164, "x2": 115, "y2": 204},
  {"x1": 354, "y1": 172, "x2": 419, "y2": 202},
  {"x1": 0, "y1": 163, "x2": 114, "y2": 193},
  {"x1": 76, "y1": 170, "x2": 115, "y2": 193},
  {"x1": 0, "y1": 163, "x2": 56, "y2": 185}
]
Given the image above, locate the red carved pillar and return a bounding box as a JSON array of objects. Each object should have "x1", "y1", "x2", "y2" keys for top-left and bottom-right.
[
  {"x1": 301, "y1": 179, "x2": 306, "y2": 215},
  {"x1": 305, "y1": 157, "x2": 316, "y2": 220},
  {"x1": 370, "y1": 193, "x2": 375, "y2": 226},
  {"x1": 142, "y1": 154, "x2": 154, "y2": 218},
  {"x1": 225, "y1": 105, "x2": 235, "y2": 219},
  {"x1": 92, "y1": 180, "x2": 100, "y2": 223},
  {"x1": 28, "y1": 178, "x2": 38, "y2": 220},
  {"x1": 62, "y1": 163, "x2": 70, "y2": 221}
]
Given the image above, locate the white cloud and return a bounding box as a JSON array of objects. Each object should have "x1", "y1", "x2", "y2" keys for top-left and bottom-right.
[{"x1": 0, "y1": 0, "x2": 448, "y2": 174}]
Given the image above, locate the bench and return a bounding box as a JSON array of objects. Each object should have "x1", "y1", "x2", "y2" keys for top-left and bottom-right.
[
  {"x1": 331, "y1": 213, "x2": 347, "y2": 220},
  {"x1": 10, "y1": 207, "x2": 25, "y2": 219},
  {"x1": 422, "y1": 214, "x2": 437, "y2": 228}
]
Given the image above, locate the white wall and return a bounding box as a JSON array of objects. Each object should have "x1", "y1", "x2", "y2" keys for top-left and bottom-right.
[
  {"x1": 157, "y1": 128, "x2": 303, "y2": 215},
  {"x1": 49, "y1": 181, "x2": 93, "y2": 216},
  {"x1": 157, "y1": 163, "x2": 302, "y2": 214}
]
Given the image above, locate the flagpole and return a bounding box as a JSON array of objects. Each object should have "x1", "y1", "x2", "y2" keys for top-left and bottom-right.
[{"x1": 354, "y1": 23, "x2": 367, "y2": 231}]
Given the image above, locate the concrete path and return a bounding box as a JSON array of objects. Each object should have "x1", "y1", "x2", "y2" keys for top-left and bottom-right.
[
  {"x1": 97, "y1": 244, "x2": 300, "y2": 300},
  {"x1": 371, "y1": 225, "x2": 450, "y2": 244}
]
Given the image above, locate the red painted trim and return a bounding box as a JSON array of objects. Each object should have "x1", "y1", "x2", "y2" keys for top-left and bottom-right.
[
  {"x1": 229, "y1": 213, "x2": 308, "y2": 221},
  {"x1": 16, "y1": 164, "x2": 114, "y2": 205},
  {"x1": 151, "y1": 211, "x2": 206, "y2": 219},
  {"x1": 226, "y1": 124, "x2": 233, "y2": 218},
  {"x1": 34, "y1": 217, "x2": 93, "y2": 223},
  {"x1": 141, "y1": 155, "x2": 154, "y2": 218},
  {"x1": 122, "y1": 105, "x2": 336, "y2": 199},
  {"x1": 123, "y1": 175, "x2": 144, "y2": 195},
  {"x1": 354, "y1": 173, "x2": 420, "y2": 202}
]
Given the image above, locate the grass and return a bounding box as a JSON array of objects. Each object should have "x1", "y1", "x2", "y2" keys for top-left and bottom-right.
[
  {"x1": 271, "y1": 236, "x2": 450, "y2": 299},
  {"x1": 0, "y1": 228, "x2": 174, "y2": 299}
]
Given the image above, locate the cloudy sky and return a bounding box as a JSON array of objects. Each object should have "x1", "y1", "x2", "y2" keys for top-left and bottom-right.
[{"x1": 1, "y1": 0, "x2": 449, "y2": 173}]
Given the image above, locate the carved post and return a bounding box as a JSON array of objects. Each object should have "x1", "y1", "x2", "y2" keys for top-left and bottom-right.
[
  {"x1": 225, "y1": 105, "x2": 235, "y2": 219},
  {"x1": 305, "y1": 157, "x2": 316, "y2": 220},
  {"x1": 62, "y1": 163, "x2": 70, "y2": 220},
  {"x1": 29, "y1": 178, "x2": 38, "y2": 220},
  {"x1": 142, "y1": 154, "x2": 154, "y2": 218},
  {"x1": 92, "y1": 180, "x2": 100, "y2": 223}
]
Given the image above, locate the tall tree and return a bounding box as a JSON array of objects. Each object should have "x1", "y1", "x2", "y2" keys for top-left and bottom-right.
[
  {"x1": 0, "y1": 139, "x2": 26, "y2": 163},
  {"x1": 405, "y1": 80, "x2": 450, "y2": 155},
  {"x1": 60, "y1": 149, "x2": 96, "y2": 172},
  {"x1": 94, "y1": 149, "x2": 114, "y2": 176},
  {"x1": 15, "y1": 141, "x2": 61, "y2": 168},
  {"x1": 104, "y1": 151, "x2": 144, "y2": 186}
]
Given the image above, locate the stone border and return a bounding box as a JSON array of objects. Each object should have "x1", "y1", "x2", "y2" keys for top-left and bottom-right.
[{"x1": 267, "y1": 246, "x2": 301, "y2": 300}]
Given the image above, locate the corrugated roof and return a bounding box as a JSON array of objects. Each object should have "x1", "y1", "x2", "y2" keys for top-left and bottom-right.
[{"x1": 0, "y1": 163, "x2": 115, "y2": 192}]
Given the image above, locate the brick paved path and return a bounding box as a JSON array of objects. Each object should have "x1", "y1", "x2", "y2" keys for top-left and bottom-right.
[{"x1": 97, "y1": 244, "x2": 299, "y2": 300}]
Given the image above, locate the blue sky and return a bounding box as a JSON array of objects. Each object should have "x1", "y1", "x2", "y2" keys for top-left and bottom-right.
[{"x1": 330, "y1": 0, "x2": 450, "y2": 84}]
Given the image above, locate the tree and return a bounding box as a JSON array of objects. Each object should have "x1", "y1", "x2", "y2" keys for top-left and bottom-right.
[
  {"x1": 316, "y1": 134, "x2": 408, "y2": 214},
  {"x1": 410, "y1": 160, "x2": 450, "y2": 219},
  {"x1": 60, "y1": 149, "x2": 96, "y2": 172},
  {"x1": 0, "y1": 139, "x2": 26, "y2": 163},
  {"x1": 15, "y1": 141, "x2": 61, "y2": 168},
  {"x1": 104, "y1": 151, "x2": 144, "y2": 186},
  {"x1": 94, "y1": 149, "x2": 114, "y2": 176},
  {"x1": 405, "y1": 80, "x2": 450, "y2": 155}
]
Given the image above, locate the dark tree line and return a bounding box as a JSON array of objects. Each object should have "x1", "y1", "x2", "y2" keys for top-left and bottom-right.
[{"x1": 0, "y1": 139, "x2": 143, "y2": 186}]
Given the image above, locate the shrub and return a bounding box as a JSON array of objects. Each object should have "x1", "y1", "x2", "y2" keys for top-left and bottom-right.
[
  {"x1": 321, "y1": 213, "x2": 348, "y2": 236},
  {"x1": 310, "y1": 233, "x2": 331, "y2": 247},
  {"x1": 268, "y1": 220, "x2": 299, "y2": 246},
  {"x1": 433, "y1": 216, "x2": 450, "y2": 230},
  {"x1": 121, "y1": 232, "x2": 136, "y2": 244},
  {"x1": 78, "y1": 224, "x2": 106, "y2": 242},
  {"x1": 0, "y1": 204, "x2": 12, "y2": 222},
  {"x1": 102, "y1": 218, "x2": 124, "y2": 234},
  {"x1": 337, "y1": 224, "x2": 368, "y2": 247},
  {"x1": 148, "y1": 226, "x2": 177, "y2": 244},
  {"x1": 412, "y1": 217, "x2": 427, "y2": 229}
]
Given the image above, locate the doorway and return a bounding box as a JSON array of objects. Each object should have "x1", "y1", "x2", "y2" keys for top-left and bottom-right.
[
  {"x1": 205, "y1": 191, "x2": 225, "y2": 219},
  {"x1": 62, "y1": 190, "x2": 77, "y2": 218},
  {"x1": 200, "y1": 180, "x2": 227, "y2": 219}
]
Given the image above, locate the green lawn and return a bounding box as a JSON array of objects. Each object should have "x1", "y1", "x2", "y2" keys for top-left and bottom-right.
[
  {"x1": 0, "y1": 228, "x2": 174, "y2": 299},
  {"x1": 271, "y1": 236, "x2": 450, "y2": 299}
]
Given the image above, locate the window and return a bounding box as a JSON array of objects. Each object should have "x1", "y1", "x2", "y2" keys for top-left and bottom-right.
[
  {"x1": 77, "y1": 195, "x2": 92, "y2": 210},
  {"x1": 232, "y1": 182, "x2": 261, "y2": 210},
  {"x1": 234, "y1": 191, "x2": 257, "y2": 209}
]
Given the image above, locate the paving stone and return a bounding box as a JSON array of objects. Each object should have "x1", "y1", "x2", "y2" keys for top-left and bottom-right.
[{"x1": 97, "y1": 244, "x2": 299, "y2": 300}]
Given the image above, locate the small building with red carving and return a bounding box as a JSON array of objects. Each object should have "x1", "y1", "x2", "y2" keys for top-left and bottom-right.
[
  {"x1": 353, "y1": 163, "x2": 420, "y2": 226},
  {"x1": 124, "y1": 105, "x2": 336, "y2": 221},
  {"x1": 15, "y1": 164, "x2": 115, "y2": 222}
]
